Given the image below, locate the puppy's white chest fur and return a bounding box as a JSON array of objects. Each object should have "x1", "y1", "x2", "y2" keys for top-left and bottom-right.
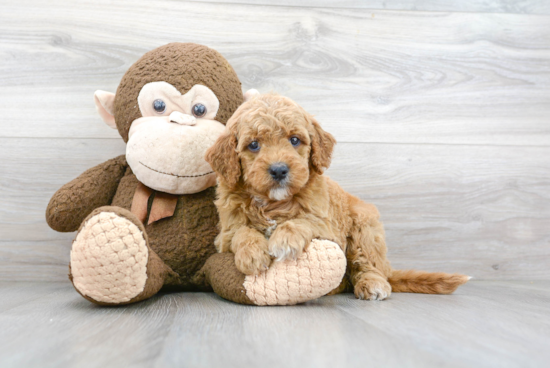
[{"x1": 269, "y1": 187, "x2": 290, "y2": 201}]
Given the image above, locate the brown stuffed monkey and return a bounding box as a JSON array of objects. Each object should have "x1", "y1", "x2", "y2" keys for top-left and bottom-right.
[{"x1": 46, "y1": 43, "x2": 346, "y2": 306}]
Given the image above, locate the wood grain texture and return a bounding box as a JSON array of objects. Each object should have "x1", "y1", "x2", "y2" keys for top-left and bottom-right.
[
  {"x1": 1, "y1": 0, "x2": 549, "y2": 282},
  {"x1": 0, "y1": 138, "x2": 126, "y2": 281},
  {"x1": 328, "y1": 143, "x2": 550, "y2": 279},
  {"x1": 194, "y1": 0, "x2": 550, "y2": 15},
  {"x1": 0, "y1": 281, "x2": 548, "y2": 368},
  {"x1": 2, "y1": 138, "x2": 549, "y2": 281},
  {"x1": 0, "y1": 0, "x2": 549, "y2": 145}
]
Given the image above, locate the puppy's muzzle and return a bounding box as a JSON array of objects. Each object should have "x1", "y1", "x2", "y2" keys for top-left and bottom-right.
[{"x1": 269, "y1": 162, "x2": 289, "y2": 182}]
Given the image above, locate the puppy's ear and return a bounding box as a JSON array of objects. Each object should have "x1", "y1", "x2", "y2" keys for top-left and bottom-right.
[
  {"x1": 205, "y1": 132, "x2": 241, "y2": 187},
  {"x1": 309, "y1": 116, "x2": 336, "y2": 174}
]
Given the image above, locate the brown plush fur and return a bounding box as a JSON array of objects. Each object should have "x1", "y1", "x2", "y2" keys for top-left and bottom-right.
[
  {"x1": 206, "y1": 94, "x2": 469, "y2": 300},
  {"x1": 114, "y1": 43, "x2": 243, "y2": 142},
  {"x1": 46, "y1": 43, "x2": 254, "y2": 303}
]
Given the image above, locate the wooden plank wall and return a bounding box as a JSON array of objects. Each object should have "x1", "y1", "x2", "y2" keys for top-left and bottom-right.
[{"x1": 1, "y1": 0, "x2": 549, "y2": 281}]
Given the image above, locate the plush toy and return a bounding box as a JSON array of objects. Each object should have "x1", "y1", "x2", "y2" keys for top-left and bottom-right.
[{"x1": 46, "y1": 43, "x2": 346, "y2": 306}]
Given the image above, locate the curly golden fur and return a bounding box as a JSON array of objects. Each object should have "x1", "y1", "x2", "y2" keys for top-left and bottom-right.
[{"x1": 206, "y1": 94, "x2": 469, "y2": 300}]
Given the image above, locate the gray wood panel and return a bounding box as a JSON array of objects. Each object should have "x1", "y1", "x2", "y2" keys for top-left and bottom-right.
[
  {"x1": 332, "y1": 280, "x2": 550, "y2": 368},
  {"x1": 2, "y1": 138, "x2": 549, "y2": 281},
  {"x1": 1, "y1": 0, "x2": 549, "y2": 282},
  {"x1": 1, "y1": 1, "x2": 549, "y2": 145},
  {"x1": 0, "y1": 138, "x2": 126, "y2": 282},
  {"x1": 0, "y1": 281, "x2": 548, "y2": 368},
  {"x1": 328, "y1": 143, "x2": 550, "y2": 280},
  {"x1": 0, "y1": 282, "x2": 68, "y2": 313},
  {"x1": 195, "y1": 0, "x2": 550, "y2": 15}
]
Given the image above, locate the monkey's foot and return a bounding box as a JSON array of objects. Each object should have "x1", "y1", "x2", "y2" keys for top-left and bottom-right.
[
  {"x1": 69, "y1": 206, "x2": 166, "y2": 305},
  {"x1": 201, "y1": 239, "x2": 346, "y2": 306}
]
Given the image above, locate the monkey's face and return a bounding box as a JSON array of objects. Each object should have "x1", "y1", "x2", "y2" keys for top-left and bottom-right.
[
  {"x1": 126, "y1": 82, "x2": 226, "y2": 194},
  {"x1": 94, "y1": 43, "x2": 246, "y2": 195}
]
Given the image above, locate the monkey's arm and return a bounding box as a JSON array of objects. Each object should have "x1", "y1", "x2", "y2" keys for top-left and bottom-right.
[{"x1": 46, "y1": 155, "x2": 128, "y2": 232}]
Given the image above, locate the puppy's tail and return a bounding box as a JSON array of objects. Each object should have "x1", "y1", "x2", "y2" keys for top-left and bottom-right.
[{"x1": 388, "y1": 269, "x2": 470, "y2": 294}]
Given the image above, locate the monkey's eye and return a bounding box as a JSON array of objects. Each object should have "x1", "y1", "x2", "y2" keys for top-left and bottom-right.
[
  {"x1": 192, "y1": 103, "x2": 207, "y2": 117},
  {"x1": 153, "y1": 99, "x2": 166, "y2": 113},
  {"x1": 290, "y1": 136, "x2": 301, "y2": 147},
  {"x1": 248, "y1": 141, "x2": 260, "y2": 152}
]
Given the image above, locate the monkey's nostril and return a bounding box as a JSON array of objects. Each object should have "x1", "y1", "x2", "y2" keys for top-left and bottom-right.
[{"x1": 269, "y1": 163, "x2": 289, "y2": 182}]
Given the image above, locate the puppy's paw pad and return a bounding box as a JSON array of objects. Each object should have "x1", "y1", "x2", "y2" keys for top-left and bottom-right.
[{"x1": 355, "y1": 279, "x2": 391, "y2": 301}]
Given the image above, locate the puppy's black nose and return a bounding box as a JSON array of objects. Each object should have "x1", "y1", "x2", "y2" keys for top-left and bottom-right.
[{"x1": 269, "y1": 163, "x2": 289, "y2": 181}]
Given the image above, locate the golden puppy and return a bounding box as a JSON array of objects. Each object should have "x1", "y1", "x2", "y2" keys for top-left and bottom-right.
[{"x1": 205, "y1": 94, "x2": 469, "y2": 300}]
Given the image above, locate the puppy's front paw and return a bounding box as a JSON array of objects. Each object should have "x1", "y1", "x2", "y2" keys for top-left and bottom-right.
[
  {"x1": 235, "y1": 246, "x2": 272, "y2": 276},
  {"x1": 268, "y1": 222, "x2": 310, "y2": 261},
  {"x1": 354, "y1": 278, "x2": 392, "y2": 301}
]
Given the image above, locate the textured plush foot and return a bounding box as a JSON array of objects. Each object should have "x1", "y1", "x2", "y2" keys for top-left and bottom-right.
[
  {"x1": 354, "y1": 277, "x2": 392, "y2": 301},
  {"x1": 70, "y1": 210, "x2": 149, "y2": 304},
  {"x1": 244, "y1": 239, "x2": 346, "y2": 306}
]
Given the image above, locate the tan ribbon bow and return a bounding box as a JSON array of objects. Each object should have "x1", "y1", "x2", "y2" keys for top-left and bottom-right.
[{"x1": 131, "y1": 182, "x2": 178, "y2": 224}]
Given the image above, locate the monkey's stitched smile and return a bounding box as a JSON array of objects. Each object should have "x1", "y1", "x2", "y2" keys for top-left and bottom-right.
[{"x1": 139, "y1": 161, "x2": 214, "y2": 178}]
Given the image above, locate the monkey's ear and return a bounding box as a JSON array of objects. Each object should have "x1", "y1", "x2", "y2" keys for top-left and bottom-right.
[
  {"x1": 205, "y1": 132, "x2": 241, "y2": 187},
  {"x1": 309, "y1": 115, "x2": 336, "y2": 174},
  {"x1": 243, "y1": 89, "x2": 260, "y2": 102},
  {"x1": 94, "y1": 90, "x2": 117, "y2": 129}
]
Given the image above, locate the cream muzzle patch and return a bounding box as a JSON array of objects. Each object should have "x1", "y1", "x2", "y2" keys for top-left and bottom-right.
[{"x1": 126, "y1": 82, "x2": 226, "y2": 195}]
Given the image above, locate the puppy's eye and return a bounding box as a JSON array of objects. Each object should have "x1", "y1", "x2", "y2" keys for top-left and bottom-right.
[
  {"x1": 153, "y1": 99, "x2": 166, "y2": 113},
  {"x1": 290, "y1": 136, "x2": 301, "y2": 147},
  {"x1": 248, "y1": 141, "x2": 260, "y2": 152},
  {"x1": 192, "y1": 103, "x2": 207, "y2": 117}
]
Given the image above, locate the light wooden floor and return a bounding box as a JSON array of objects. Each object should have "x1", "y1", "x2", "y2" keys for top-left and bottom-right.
[
  {"x1": 0, "y1": 280, "x2": 548, "y2": 368},
  {"x1": 1, "y1": 0, "x2": 550, "y2": 367}
]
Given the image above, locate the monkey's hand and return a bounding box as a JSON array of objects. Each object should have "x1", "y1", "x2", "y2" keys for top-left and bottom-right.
[{"x1": 46, "y1": 155, "x2": 128, "y2": 232}]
